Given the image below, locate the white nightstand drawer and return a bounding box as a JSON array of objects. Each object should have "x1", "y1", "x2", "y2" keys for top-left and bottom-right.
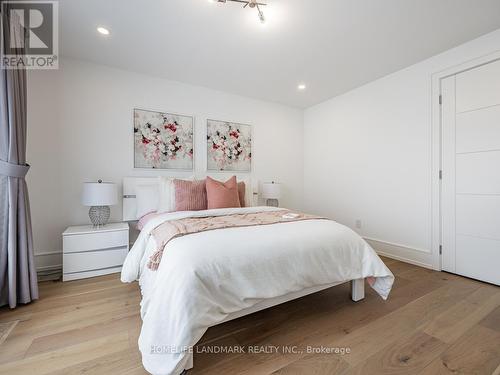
[
  {"x1": 63, "y1": 247, "x2": 128, "y2": 274},
  {"x1": 63, "y1": 230, "x2": 128, "y2": 253}
]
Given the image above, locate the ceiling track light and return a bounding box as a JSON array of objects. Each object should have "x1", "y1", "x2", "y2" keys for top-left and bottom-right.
[{"x1": 212, "y1": 0, "x2": 267, "y2": 24}]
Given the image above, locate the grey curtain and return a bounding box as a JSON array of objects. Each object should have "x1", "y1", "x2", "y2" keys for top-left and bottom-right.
[{"x1": 0, "y1": 5, "x2": 39, "y2": 308}]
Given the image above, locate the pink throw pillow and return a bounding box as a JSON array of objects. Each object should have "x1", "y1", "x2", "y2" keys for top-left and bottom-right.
[
  {"x1": 174, "y1": 179, "x2": 208, "y2": 211},
  {"x1": 238, "y1": 182, "x2": 246, "y2": 207},
  {"x1": 136, "y1": 211, "x2": 159, "y2": 231},
  {"x1": 206, "y1": 176, "x2": 241, "y2": 209}
]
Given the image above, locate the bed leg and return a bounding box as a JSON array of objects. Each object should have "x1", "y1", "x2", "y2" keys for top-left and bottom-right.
[
  {"x1": 185, "y1": 353, "x2": 194, "y2": 371},
  {"x1": 351, "y1": 279, "x2": 365, "y2": 302}
]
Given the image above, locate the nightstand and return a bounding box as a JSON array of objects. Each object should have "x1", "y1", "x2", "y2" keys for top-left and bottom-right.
[{"x1": 63, "y1": 222, "x2": 129, "y2": 281}]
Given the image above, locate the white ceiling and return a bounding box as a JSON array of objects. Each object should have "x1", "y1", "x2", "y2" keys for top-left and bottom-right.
[{"x1": 60, "y1": 0, "x2": 500, "y2": 108}]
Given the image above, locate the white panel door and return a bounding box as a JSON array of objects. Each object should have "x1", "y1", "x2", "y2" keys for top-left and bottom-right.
[{"x1": 441, "y1": 59, "x2": 500, "y2": 286}]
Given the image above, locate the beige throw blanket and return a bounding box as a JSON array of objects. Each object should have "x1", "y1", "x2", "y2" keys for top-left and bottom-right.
[{"x1": 148, "y1": 210, "x2": 324, "y2": 270}]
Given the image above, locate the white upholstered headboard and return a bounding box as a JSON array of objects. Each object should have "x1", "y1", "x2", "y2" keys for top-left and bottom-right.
[
  {"x1": 122, "y1": 175, "x2": 256, "y2": 222},
  {"x1": 122, "y1": 177, "x2": 158, "y2": 222}
]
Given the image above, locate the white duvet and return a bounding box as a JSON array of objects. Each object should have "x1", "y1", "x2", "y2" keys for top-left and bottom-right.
[{"x1": 121, "y1": 206, "x2": 394, "y2": 375}]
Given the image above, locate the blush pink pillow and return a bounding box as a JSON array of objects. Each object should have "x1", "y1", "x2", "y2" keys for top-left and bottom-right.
[
  {"x1": 136, "y1": 211, "x2": 159, "y2": 231},
  {"x1": 174, "y1": 179, "x2": 207, "y2": 211},
  {"x1": 206, "y1": 176, "x2": 241, "y2": 209},
  {"x1": 237, "y1": 182, "x2": 246, "y2": 207}
]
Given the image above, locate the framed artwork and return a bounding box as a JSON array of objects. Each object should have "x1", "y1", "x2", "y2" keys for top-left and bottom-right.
[
  {"x1": 207, "y1": 119, "x2": 252, "y2": 172},
  {"x1": 134, "y1": 108, "x2": 194, "y2": 170}
]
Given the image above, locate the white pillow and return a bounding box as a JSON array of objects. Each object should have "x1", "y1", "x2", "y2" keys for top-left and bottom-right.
[
  {"x1": 136, "y1": 184, "x2": 159, "y2": 219},
  {"x1": 157, "y1": 176, "x2": 174, "y2": 213}
]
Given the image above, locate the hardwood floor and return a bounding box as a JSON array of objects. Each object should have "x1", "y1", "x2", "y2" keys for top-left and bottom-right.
[{"x1": 0, "y1": 257, "x2": 499, "y2": 374}]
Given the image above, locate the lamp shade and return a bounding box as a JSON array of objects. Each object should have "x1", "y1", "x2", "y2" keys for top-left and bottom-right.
[
  {"x1": 262, "y1": 182, "x2": 281, "y2": 199},
  {"x1": 82, "y1": 181, "x2": 118, "y2": 206}
]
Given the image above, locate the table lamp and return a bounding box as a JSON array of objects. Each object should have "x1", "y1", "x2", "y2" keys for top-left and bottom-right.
[
  {"x1": 262, "y1": 181, "x2": 281, "y2": 207},
  {"x1": 82, "y1": 180, "x2": 118, "y2": 227}
]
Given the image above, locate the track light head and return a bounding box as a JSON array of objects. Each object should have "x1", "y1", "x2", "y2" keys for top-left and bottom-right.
[
  {"x1": 210, "y1": 0, "x2": 267, "y2": 24},
  {"x1": 257, "y1": 5, "x2": 265, "y2": 23}
]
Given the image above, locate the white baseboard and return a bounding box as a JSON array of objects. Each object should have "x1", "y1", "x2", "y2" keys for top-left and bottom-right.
[
  {"x1": 37, "y1": 264, "x2": 62, "y2": 272},
  {"x1": 34, "y1": 251, "x2": 62, "y2": 272},
  {"x1": 364, "y1": 237, "x2": 435, "y2": 270}
]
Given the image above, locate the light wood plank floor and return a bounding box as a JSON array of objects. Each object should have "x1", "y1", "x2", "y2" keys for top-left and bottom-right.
[{"x1": 0, "y1": 257, "x2": 499, "y2": 375}]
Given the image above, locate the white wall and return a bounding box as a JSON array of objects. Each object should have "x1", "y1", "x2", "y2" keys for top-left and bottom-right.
[
  {"x1": 27, "y1": 58, "x2": 304, "y2": 270},
  {"x1": 304, "y1": 29, "x2": 500, "y2": 268},
  {"x1": 27, "y1": 28, "x2": 500, "y2": 272}
]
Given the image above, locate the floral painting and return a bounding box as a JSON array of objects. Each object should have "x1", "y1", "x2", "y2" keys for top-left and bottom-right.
[
  {"x1": 134, "y1": 109, "x2": 194, "y2": 170},
  {"x1": 207, "y1": 119, "x2": 252, "y2": 172}
]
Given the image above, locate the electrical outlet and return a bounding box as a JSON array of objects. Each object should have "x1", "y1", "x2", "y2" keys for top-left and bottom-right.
[{"x1": 355, "y1": 219, "x2": 362, "y2": 229}]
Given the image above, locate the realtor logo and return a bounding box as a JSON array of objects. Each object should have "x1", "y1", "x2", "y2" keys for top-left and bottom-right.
[{"x1": 1, "y1": 1, "x2": 58, "y2": 69}]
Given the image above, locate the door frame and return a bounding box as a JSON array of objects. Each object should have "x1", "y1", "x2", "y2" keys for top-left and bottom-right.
[{"x1": 431, "y1": 50, "x2": 500, "y2": 271}]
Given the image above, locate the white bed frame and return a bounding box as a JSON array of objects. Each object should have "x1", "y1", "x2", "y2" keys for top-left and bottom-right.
[{"x1": 122, "y1": 177, "x2": 365, "y2": 372}]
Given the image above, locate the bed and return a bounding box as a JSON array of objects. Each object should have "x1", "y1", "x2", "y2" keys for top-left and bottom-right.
[{"x1": 120, "y1": 176, "x2": 394, "y2": 375}]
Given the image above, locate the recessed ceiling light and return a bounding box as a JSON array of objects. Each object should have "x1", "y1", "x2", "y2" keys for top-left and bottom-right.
[
  {"x1": 97, "y1": 27, "x2": 110, "y2": 36},
  {"x1": 297, "y1": 84, "x2": 306, "y2": 90}
]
